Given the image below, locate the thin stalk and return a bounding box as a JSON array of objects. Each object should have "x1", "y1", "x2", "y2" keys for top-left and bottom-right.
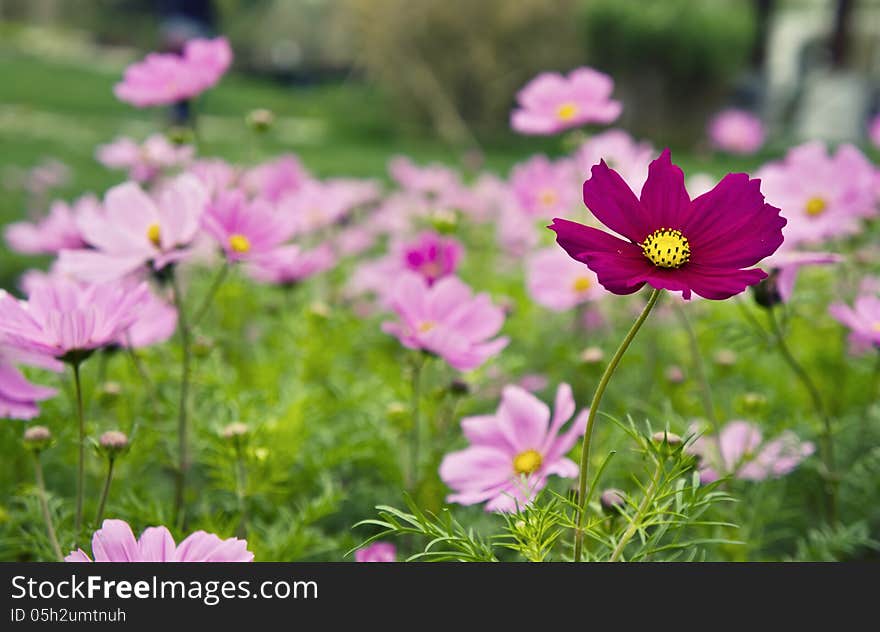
[
  {"x1": 673, "y1": 304, "x2": 722, "y2": 443},
  {"x1": 32, "y1": 454, "x2": 63, "y2": 561},
  {"x1": 191, "y1": 263, "x2": 229, "y2": 327},
  {"x1": 94, "y1": 458, "x2": 116, "y2": 528},
  {"x1": 409, "y1": 356, "x2": 425, "y2": 489},
  {"x1": 170, "y1": 272, "x2": 192, "y2": 526},
  {"x1": 72, "y1": 361, "x2": 85, "y2": 538},
  {"x1": 609, "y1": 456, "x2": 664, "y2": 562},
  {"x1": 766, "y1": 307, "x2": 838, "y2": 523},
  {"x1": 234, "y1": 446, "x2": 248, "y2": 538},
  {"x1": 573, "y1": 288, "x2": 662, "y2": 562}
]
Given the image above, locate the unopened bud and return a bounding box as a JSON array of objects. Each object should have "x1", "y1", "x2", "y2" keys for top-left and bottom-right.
[
  {"x1": 167, "y1": 126, "x2": 195, "y2": 146},
  {"x1": 429, "y1": 209, "x2": 458, "y2": 234},
  {"x1": 599, "y1": 488, "x2": 626, "y2": 513},
  {"x1": 714, "y1": 349, "x2": 737, "y2": 367},
  {"x1": 23, "y1": 426, "x2": 52, "y2": 451},
  {"x1": 450, "y1": 378, "x2": 470, "y2": 396},
  {"x1": 580, "y1": 346, "x2": 604, "y2": 364},
  {"x1": 652, "y1": 430, "x2": 682, "y2": 447},
  {"x1": 99, "y1": 430, "x2": 130, "y2": 457},
  {"x1": 751, "y1": 272, "x2": 782, "y2": 309},
  {"x1": 246, "y1": 108, "x2": 275, "y2": 133},
  {"x1": 665, "y1": 365, "x2": 685, "y2": 384},
  {"x1": 742, "y1": 392, "x2": 767, "y2": 412},
  {"x1": 221, "y1": 422, "x2": 249, "y2": 441},
  {"x1": 101, "y1": 381, "x2": 122, "y2": 397}
]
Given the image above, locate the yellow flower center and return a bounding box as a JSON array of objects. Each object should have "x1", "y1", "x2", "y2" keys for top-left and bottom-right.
[
  {"x1": 147, "y1": 223, "x2": 161, "y2": 248},
  {"x1": 538, "y1": 189, "x2": 558, "y2": 207},
  {"x1": 418, "y1": 321, "x2": 436, "y2": 333},
  {"x1": 556, "y1": 102, "x2": 579, "y2": 121},
  {"x1": 572, "y1": 276, "x2": 592, "y2": 293},
  {"x1": 805, "y1": 196, "x2": 827, "y2": 217},
  {"x1": 641, "y1": 228, "x2": 691, "y2": 269},
  {"x1": 228, "y1": 234, "x2": 251, "y2": 254},
  {"x1": 872, "y1": 322, "x2": 880, "y2": 333},
  {"x1": 513, "y1": 449, "x2": 543, "y2": 475}
]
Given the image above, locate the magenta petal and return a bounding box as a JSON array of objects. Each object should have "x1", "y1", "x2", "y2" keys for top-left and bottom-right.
[
  {"x1": 670, "y1": 265, "x2": 767, "y2": 300},
  {"x1": 639, "y1": 148, "x2": 690, "y2": 229},
  {"x1": 582, "y1": 160, "x2": 652, "y2": 241}
]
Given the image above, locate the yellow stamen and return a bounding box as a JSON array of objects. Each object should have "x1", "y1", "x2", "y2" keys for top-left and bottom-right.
[
  {"x1": 147, "y1": 223, "x2": 161, "y2": 248},
  {"x1": 556, "y1": 102, "x2": 579, "y2": 122},
  {"x1": 805, "y1": 196, "x2": 827, "y2": 217},
  {"x1": 513, "y1": 449, "x2": 543, "y2": 475},
  {"x1": 641, "y1": 228, "x2": 691, "y2": 269},
  {"x1": 228, "y1": 234, "x2": 251, "y2": 254},
  {"x1": 539, "y1": 189, "x2": 558, "y2": 208},
  {"x1": 418, "y1": 321, "x2": 435, "y2": 333},
  {"x1": 872, "y1": 322, "x2": 880, "y2": 333},
  {"x1": 572, "y1": 276, "x2": 592, "y2": 293}
]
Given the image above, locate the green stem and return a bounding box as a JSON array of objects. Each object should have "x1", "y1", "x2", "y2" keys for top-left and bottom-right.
[
  {"x1": 33, "y1": 453, "x2": 63, "y2": 561},
  {"x1": 94, "y1": 458, "x2": 115, "y2": 528},
  {"x1": 171, "y1": 272, "x2": 192, "y2": 527},
  {"x1": 234, "y1": 446, "x2": 248, "y2": 538},
  {"x1": 409, "y1": 356, "x2": 425, "y2": 489},
  {"x1": 673, "y1": 304, "x2": 723, "y2": 445},
  {"x1": 766, "y1": 307, "x2": 838, "y2": 524},
  {"x1": 609, "y1": 456, "x2": 664, "y2": 562},
  {"x1": 573, "y1": 288, "x2": 662, "y2": 562},
  {"x1": 72, "y1": 361, "x2": 85, "y2": 538},
  {"x1": 191, "y1": 263, "x2": 229, "y2": 327}
]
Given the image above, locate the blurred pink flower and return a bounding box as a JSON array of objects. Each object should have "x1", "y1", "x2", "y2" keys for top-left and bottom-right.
[
  {"x1": 58, "y1": 175, "x2": 208, "y2": 282},
  {"x1": 574, "y1": 129, "x2": 653, "y2": 191},
  {"x1": 510, "y1": 155, "x2": 578, "y2": 219},
  {"x1": 0, "y1": 278, "x2": 148, "y2": 360},
  {"x1": 440, "y1": 383, "x2": 587, "y2": 512},
  {"x1": 4, "y1": 195, "x2": 96, "y2": 255},
  {"x1": 67, "y1": 519, "x2": 253, "y2": 562},
  {"x1": 97, "y1": 135, "x2": 193, "y2": 182},
  {"x1": 511, "y1": 67, "x2": 622, "y2": 135},
  {"x1": 0, "y1": 342, "x2": 58, "y2": 420},
  {"x1": 688, "y1": 421, "x2": 814, "y2": 483},
  {"x1": 278, "y1": 180, "x2": 356, "y2": 235},
  {"x1": 829, "y1": 293, "x2": 880, "y2": 354},
  {"x1": 707, "y1": 109, "x2": 766, "y2": 155},
  {"x1": 355, "y1": 542, "x2": 396, "y2": 562},
  {"x1": 496, "y1": 205, "x2": 539, "y2": 257},
  {"x1": 120, "y1": 288, "x2": 178, "y2": 349},
  {"x1": 381, "y1": 273, "x2": 508, "y2": 371},
  {"x1": 757, "y1": 142, "x2": 877, "y2": 247},
  {"x1": 760, "y1": 249, "x2": 842, "y2": 303},
  {"x1": 334, "y1": 226, "x2": 377, "y2": 258},
  {"x1": 526, "y1": 247, "x2": 604, "y2": 311},
  {"x1": 388, "y1": 156, "x2": 461, "y2": 196},
  {"x1": 244, "y1": 243, "x2": 336, "y2": 286},
  {"x1": 242, "y1": 154, "x2": 309, "y2": 203},
  {"x1": 202, "y1": 190, "x2": 297, "y2": 262},
  {"x1": 188, "y1": 158, "x2": 240, "y2": 196},
  {"x1": 869, "y1": 113, "x2": 880, "y2": 148},
  {"x1": 114, "y1": 37, "x2": 232, "y2": 107}
]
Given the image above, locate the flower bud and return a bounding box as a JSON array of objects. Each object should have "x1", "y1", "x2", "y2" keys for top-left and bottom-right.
[
  {"x1": 741, "y1": 392, "x2": 767, "y2": 413},
  {"x1": 599, "y1": 488, "x2": 626, "y2": 513},
  {"x1": 192, "y1": 334, "x2": 215, "y2": 357},
  {"x1": 221, "y1": 422, "x2": 249, "y2": 441},
  {"x1": 579, "y1": 346, "x2": 604, "y2": 364},
  {"x1": 664, "y1": 365, "x2": 685, "y2": 384},
  {"x1": 651, "y1": 430, "x2": 683, "y2": 447},
  {"x1": 246, "y1": 108, "x2": 275, "y2": 133},
  {"x1": 98, "y1": 430, "x2": 130, "y2": 457},
  {"x1": 167, "y1": 126, "x2": 195, "y2": 146},
  {"x1": 751, "y1": 271, "x2": 782, "y2": 308},
  {"x1": 23, "y1": 426, "x2": 52, "y2": 452},
  {"x1": 714, "y1": 349, "x2": 737, "y2": 367},
  {"x1": 450, "y1": 378, "x2": 470, "y2": 396},
  {"x1": 101, "y1": 381, "x2": 122, "y2": 397},
  {"x1": 429, "y1": 209, "x2": 458, "y2": 234}
]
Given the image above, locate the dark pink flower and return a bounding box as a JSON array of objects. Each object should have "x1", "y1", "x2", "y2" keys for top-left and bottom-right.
[
  {"x1": 550, "y1": 149, "x2": 786, "y2": 300},
  {"x1": 67, "y1": 519, "x2": 253, "y2": 562}
]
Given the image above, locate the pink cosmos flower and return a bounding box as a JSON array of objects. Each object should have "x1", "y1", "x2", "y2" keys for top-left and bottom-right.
[
  {"x1": 66, "y1": 519, "x2": 253, "y2": 562},
  {"x1": 4, "y1": 195, "x2": 96, "y2": 255},
  {"x1": 687, "y1": 421, "x2": 814, "y2": 484},
  {"x1": 381, "y1": 273, "x2": 508, "y2": 371},
  {"x1": 526, "y1": 247, "x2": 604, "y2": 312},
  {"x1": 868, "y1": 113, "x2": 880, "y2": 148},
  {"x1": 120, "y1": 288, "x2": 178, "y2": 349},
  {"x1": 510, "y1": 155, "x2": 579, "y2": 219},
  {"x1": 355, "y1": 542, "x2": 396, "y2": 562},
  {"x1": 114, "y1": 37, "x2": 232, "y2": 107},
  {"x1": 0, "y1": 278, "x2": 148, "y2": 360},
  {"x1": 511, "y1": 67, "x2": 622, "y2": 135},
  {"x1": 244, "y1": 243, "x2": 336, "y2": 286},
  {"x1": 96, "y1": 135, "x2": 194, "y2": 182},
  {"x1": 388, "y1": 156, "x2": 461, "y2": 197},
  {"x1": 829, "y1": 293, "x2": 880, "y2": 354},
  {"x1": 334, "y1": 225, "x2": 377, "y2": 258},
  {"x1": 277, "y1": 180, "x2": 356, "y2": 235},
  {"x1": 550, "y1": 149, "x2": 786, "y2": 300},
  {"x1": 497, "y1": 206, "x2": 539, "y2": 257},
  {"x1": 58, "y1": 175, "x2": 208, "y2": 282},
  {"x1": 707, "y1": 109, "x2": 766, "y2": 155},
  {"x1": 757, "y1": 142, "x2": 877, "y2": 247},
  {"x1": 0, "y1": 342, "x2": 58, "y2": 420},
  {"x1": 242, "y1": 154, "x2": 309, "y2": 203},
  {"x1": 188, "y1": 158, "x2": 240, "y2": 196},
  {"x1": 574, "y1": 129, "x2": 653, "y2": 191},
  {"x1": 440, "y1": 383, "x2": 587, "y2": 512},
  {"x1": 202, "y1": 190, "x2": 297, "y2": 262}
]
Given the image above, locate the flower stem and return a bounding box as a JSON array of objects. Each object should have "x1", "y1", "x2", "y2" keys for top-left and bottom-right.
[
  {"x1": 32, "y1": 453, "x2": 63, "y2": 561},
  {"x1": 191, "y1": 263, "x2": 229, "y2": 327},
  {"x1": 573, "y1": 288, "x2": 662, "y2": 562},
  {"x1": 408, "y1": 356, "x2": 425, "y2": 489},
  {"x1": 170, "y1": 272, "x2": 192, "y2": 527},
  {"x1": 94, "y1": 457, "x2": 115, "y2": 528},
  {"x1": 234, "y1": 446, "x2": 248, "y2": 538},
  {"x1": 766, "y1": 307, "x2": 838, "y2": 524},
  {"x1": 609, "y1": 455, "x2": 664, "y2": 562},
  {"x1": 673, "y1": 304, "x2": 723, "y2": 444},
  {"x1": 72, "y1": 361, "x2": 85, "y2": 538}
]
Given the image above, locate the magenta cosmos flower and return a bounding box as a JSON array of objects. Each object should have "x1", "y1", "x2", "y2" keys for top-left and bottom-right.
[
  {"x1": 526, "y1": 247, "x2": 604, "y2": 312},
  {"x1": 67, "y1": 519, "x2": 253, "y2": 562},
  {"x1": 4, "y1": 194, "x2": 96, "y2": 255},
  {"x1": 511, "y1": 67, "x2": 622, "y2": 135},
  {"x1": 355, "y1": 542, "x2": 396, "y2": 563},
  {"x1": 757, "y1": 142, "x2": 877, "y2": 247},
  {"x1": 96, "y1": 134, "x2": 193, "y2": 183},
  {"x1": 0, "y1": 341, "x2": 58, "y2": 420},
  {"x1": 550, "y1": 149, "x2": 786, "y2": 300},
  {"x1": 58, "y1": 175, "x2": 208, "y2": 282},
  {"x1": 440, "y1": 383, "x2": 587, "y2": 512},
  {"x1": 687, "y1": 421, "x2": 814, "y2": 484},
  {"x1": 829, "y1": 293, "x2": 880, "y2": 355},
  {"x1": 707, "y1": 108, "x2": 766, "y2": 155},
  {"x1": 114, "y1": 37, "x2": 232, "y2": 107},
  {"x1": 0, "y1": 278, "x2": 148, "y2": 361},
  {"x1": 510, "y1": 155, "x2": 579, "y2": 219},
  {"x1": 202, "y1": 190, "x2": 297, "y2": 262},
  {"x1": 382, "y1": 273, "x2": 508, "y2": 371}
]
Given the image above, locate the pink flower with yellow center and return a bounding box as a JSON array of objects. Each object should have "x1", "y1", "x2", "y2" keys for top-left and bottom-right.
[
  {"x1": 526, "y1": 247, "x2": 604, "y2": 311},
  {"x1": 829, "y1": 292, "x2": 880, "y2": 355},
  {"x1": 202, "y1": 190, "x2": 297, "y2": 262},
  {"x1": 510, "y1": 155, "x2": 579, "y2": 219}
]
